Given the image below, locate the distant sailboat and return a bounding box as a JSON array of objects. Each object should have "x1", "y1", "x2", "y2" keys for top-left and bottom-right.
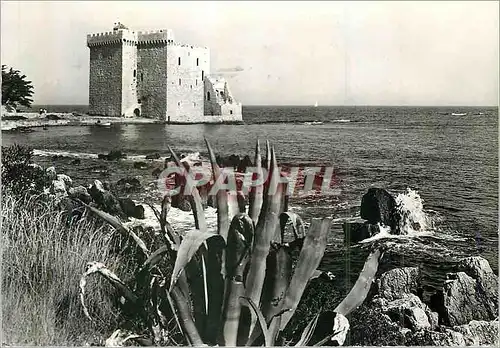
[{"x1": 314, "y1": 101, "x2": 318, "y2": 108}]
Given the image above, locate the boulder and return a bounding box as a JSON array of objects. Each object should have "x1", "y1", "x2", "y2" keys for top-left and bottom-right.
[
  {"x1": 46, "y1": 114, "x2": 62, "y2": 120},
  {"x1": 118, "y1": 198, "x2": 145, "y2": 219},
  {"x1": 374, "y1": 294, "x2": 434, "y2": 332},
  {"x1": 441, "y1": 271, "x2": 497, "y2": 326},
  {"x1": 57, "y1": 174, "x2": 73, "y2": 188},
  {"x1": 376, "y1": 267, "x2": 420, "y2": 300},
  {"x1": 98, "y1": 150, "x2": 127, "y2": 161},
  {"x1": 68, "y1": 186, "x2": 92, "y2": 204},
  {"x1": 133, "y1": 161, "x2": 148, "y2": 169},
  {"x1": 89, "y1": 180, "x2": 124, "y2": 217},
  {"x1": 407, "y1": 328, "x2": 466, "y2": 346},
  {"x1": 360, "y1": 188, "x2": 399, "y2": 232},
  {"x1": 453, "y1": 320, "x2": 499, "y2": 346},
  {"x1": 237, "y1": 155, "x2": 253, "y2": 173},
  {"x1": 50, "y1": 179, "x2": 67, "y2": 196},
  {"x1": 145, "y1": 153, "x2": 161, "y2": 160},
  {"x1": 115, "y1": 177, "x2": 142, "y2": 192},
  {"x1": 343, "y1": 221, "x2": 380, "y2": 244},
  {"x1": 152, "y1": 168, "x2": 162, "y2": 179},
  {"x1": 348, "y1": 304, "x2": 410, "y2": 346},
  {"x1": 46, "y1": 166, "x2": 57, "y2": 181}
]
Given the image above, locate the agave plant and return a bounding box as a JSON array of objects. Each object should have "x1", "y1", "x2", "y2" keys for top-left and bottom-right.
[{"x1": 79, "y1": 139, "x2": 383, "y2": 346}]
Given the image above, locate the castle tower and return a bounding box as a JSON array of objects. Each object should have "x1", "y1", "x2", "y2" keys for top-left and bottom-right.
[{"x1": 87, "y1": 23, "x2": 140, "y2": 117}]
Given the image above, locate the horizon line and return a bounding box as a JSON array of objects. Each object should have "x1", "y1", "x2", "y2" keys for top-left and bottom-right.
[{"x1": 27, "y1": 103, "x2": 499, "y2": 108}]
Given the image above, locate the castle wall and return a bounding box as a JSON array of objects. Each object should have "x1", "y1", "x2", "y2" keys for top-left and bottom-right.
[
  {"x1": 121, "y1": 35, "x2": 139, "y2": 117},
  {"x1": 88, "y1": 26, "x2": 242, "y2": 123},
  {"x1": 88, "y1": 43, "x2": 123, "y2": 116},
  {"x1": 165, "y1": 44, "x2": 209, "y2": 122},
  {"x1": 204, "y1": 76, "x2": 243, "y2": 120},
  {"x1": 136, "y1": 31, "x2": 171, "y2": 119}
]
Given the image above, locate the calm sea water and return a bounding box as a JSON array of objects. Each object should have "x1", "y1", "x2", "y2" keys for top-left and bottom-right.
[{"x1": 3, "y1": 105, "x2": 498, "y2": 274}]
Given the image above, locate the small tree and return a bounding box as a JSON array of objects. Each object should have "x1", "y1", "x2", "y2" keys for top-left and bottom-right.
[{"x1": 1, "y1": 65, "x2": 34, "y2": 109}]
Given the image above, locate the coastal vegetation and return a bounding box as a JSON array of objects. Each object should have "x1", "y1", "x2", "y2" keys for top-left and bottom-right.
[
  {"x1": 1, "y1": 143, "x2": 498, "y2": 346},
  {"x1": 1, "y1": 65, "x2": 34, "y2": 110}
]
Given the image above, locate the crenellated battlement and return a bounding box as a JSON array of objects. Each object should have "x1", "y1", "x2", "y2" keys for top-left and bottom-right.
[
  {"x1": 137, "y1": 29, "x2": 174, "y2": 45},
  {"x1": 87, "y1": 30, "x2": 138, "y2": 47}
]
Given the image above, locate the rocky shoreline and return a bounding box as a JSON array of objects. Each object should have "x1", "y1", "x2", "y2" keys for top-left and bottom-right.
[
  {"x1": 29, "y1": 160, "x2": 499, "y2": 346},
  {"x1": 1, "y1": 112, "x2": 244, "y2": 131},
  {"x1": 1, "y1": 112, "x2": 162, "y2": 131}
]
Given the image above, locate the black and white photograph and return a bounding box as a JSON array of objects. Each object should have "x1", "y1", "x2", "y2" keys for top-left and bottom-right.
[{"x1": 1, "y1": 1, "x2": 498, "y2": 346}]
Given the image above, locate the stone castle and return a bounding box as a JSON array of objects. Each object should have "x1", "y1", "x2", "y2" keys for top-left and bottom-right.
[{"x1": 87, "y1": 23, "x2": 242, "y2": 123}]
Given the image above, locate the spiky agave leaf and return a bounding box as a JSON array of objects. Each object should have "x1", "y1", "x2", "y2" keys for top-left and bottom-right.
[
  {"x1": 248, "y1": 139, "x2": 264, "y2": 225},
  {"x1": 334, "y1": 249, "x2": 382, "y2": 316},
  {"x1": 82, "y1": 203, "x2": 150, "y2": 257},
  {"x1": 169, "y1": 229, "x2": 224, "y2": 292},
  {"x1": 220, "y1": 214, "x2": 254, "y2": 346},
  {"x1": 170, "y1": 285, "x2": 205, "y2": 346},
  {"x1": 240, "y1": 297, "x2": 273, "y2": 347},
  {"x1": 261, "y1": 244, "x2": 293, "y2": 323},
  {"x1": 204, "y1": 138, "x2": 230, "y2": 240},
  {"x1": 167, "y1": 145, "x2": 207, "y2": 232},
  {"x1": 275, "y1": 218, "x2": 332, "y2": 331},
  {"x1": 80, "y1": 262, "x2": 142, "y2": 322},
  {"x1": 294, "y1": 311, "x2": 321, "y2": 346},
  {"x1": 200, "y1": 236, "x2": 225, "y2": 345},
  {"x1": 105, "y1": 329, "x2": 143, "y2": 347},
  {"x1": 245, "y1": 146, "x2": 284, "y2": 309}
]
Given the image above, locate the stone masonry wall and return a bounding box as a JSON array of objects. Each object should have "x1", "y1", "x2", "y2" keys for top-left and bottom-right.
[
  {"x1": 88, "y1": 44, "x2": 123, "y2": 116},
  {"x1": 137, "y1": 43, "x2": 168, "y2": 119},
  {"x1": 121, "y1": 39, "x2": 139, "y2": 117},
  {"x1": 166, "y1": 45, "x2": 209, "y2": 122},
  {"x1": 204, "y1": 76, "x2": 243, "y2": 120}
]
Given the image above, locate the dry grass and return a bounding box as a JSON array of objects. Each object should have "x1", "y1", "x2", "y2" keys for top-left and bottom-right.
[{"x1": 1, "y1": 193, "x2": 131, "y2": 345}]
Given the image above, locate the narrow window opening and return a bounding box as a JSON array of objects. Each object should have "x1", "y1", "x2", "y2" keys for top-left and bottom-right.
[
  {"x1": 195, "y1": 79, "x2": 198, "y2": 86},
  {"x1": 230, "y1": 110, "x2": 233, "y2": 115},
  {"x1": 178, "y1": 101, "x2": 181, "y2": 106},
  {"x1": 140, "y1": 73, "x2": 143, "y2": 82},
  {"x1": 193, "y1": 102, "x2": 196, "y2": 107},
  {"x1": 190, "y1": 85, "x2": 192, "y2": 89},
  {"x1": 178, "y1": 57, "x2": 181, "y2": 65},
  {"x1": 202, "y1": 70, "x2": 204, "y2": 81},
  {"x1": 179, "y1": 79, "x2": 181, "y2": 86},
  {"x1": 133, "y1": 69, "x2": 136, "y2": 78},
  {"x1": 207, "y1": 91, "x2": 211, "y2": 101},
  {"x1": 196, "y1": 58, "x2": 199, "y2": 66}
]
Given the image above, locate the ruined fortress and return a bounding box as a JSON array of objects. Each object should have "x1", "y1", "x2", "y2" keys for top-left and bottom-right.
[{"x1": 87, "y1": 23, "x2": 242, "y2": 123}]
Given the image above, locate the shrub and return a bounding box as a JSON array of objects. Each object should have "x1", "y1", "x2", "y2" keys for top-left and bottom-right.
[{"x1": 1, "y1": 144, "x2": 47, "y2": 195}]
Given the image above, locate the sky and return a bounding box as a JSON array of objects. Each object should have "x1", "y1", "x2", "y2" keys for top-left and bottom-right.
[{"x1": 1, "y1": 1, "x2": 498, "y2": 106}]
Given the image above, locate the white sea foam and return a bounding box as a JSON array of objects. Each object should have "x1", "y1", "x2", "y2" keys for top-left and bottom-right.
[
  {"x1": 124, "y1": 203, "x2": 219, "y2": 234},
  {"x1": 33, "y1": 148, "x2": 201, "y2": 163},
  {"x1": 33, "y1": 149, "x2": 99, "y2": 159},
  {"x1": 395, "y1": 188, "x2": 433, "y2": 234}
]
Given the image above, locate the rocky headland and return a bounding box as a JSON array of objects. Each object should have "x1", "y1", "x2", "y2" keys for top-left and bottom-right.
[{"x1": 24, "y1": 159, "x2": 499, "y2": 346}]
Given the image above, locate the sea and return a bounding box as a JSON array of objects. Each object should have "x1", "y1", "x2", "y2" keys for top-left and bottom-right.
[{"x1": 2, "y1": 105, "x2": 498, "y2": 277}]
